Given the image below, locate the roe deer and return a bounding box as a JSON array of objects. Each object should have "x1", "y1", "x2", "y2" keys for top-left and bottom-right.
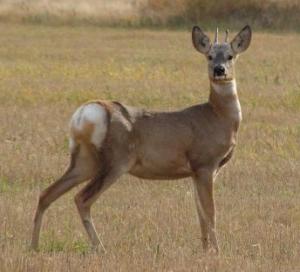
[{"x1": 32, "y1": 25, "x2": 252, "y2": 253}]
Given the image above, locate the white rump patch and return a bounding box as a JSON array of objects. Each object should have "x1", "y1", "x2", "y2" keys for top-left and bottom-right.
[{"x1": 69, "y1": 103, "x2": 108, "y2": 150}]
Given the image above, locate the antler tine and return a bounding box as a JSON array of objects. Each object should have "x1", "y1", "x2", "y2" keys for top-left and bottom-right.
[
  {"x1": 225, "y1": 29, "x2": 229, "y2": 42},
  {"x1": 214, "y1": 27, "x2": 219, "y2": 44}
]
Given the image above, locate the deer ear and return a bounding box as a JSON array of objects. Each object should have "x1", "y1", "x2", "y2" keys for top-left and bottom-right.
[
  {"x1": 192, "y1": 26, "x2": 211, "y2": 54},
  {"x1": 231, "y1": 25, "x2": 252, "y2": 54}
]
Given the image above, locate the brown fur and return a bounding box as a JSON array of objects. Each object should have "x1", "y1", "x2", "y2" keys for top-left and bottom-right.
[{"x1": 31, "y1": 26, "x2": 252, "y2": 254}]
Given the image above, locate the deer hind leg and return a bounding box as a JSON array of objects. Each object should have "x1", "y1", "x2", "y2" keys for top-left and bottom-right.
[
  {"x1": 193, "y1": 168, "x2": 219, "y2": 253},
  {"x1": 31, "y1": 143, "x2": 98, "y2": 250},
  {"x1": 74, "y1": 161, "x2": 128, "y2": 250}
]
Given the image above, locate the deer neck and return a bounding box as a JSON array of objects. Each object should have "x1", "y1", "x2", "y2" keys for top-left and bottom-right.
[{"x1": 209, "y1": 79, "x2": 242, "y2": 130}]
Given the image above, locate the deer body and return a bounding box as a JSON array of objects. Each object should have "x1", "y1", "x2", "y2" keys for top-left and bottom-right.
[
  {"x1": 32, "y1": 26, "x2": 251, "y2": 253},
  {"x1": 126, "y1": 86, "x2": 238, "y2": 179}
]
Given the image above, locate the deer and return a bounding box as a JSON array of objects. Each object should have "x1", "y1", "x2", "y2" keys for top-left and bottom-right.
[{"x1": 31, "y1": 25, "x2": 252, "y2": 253}]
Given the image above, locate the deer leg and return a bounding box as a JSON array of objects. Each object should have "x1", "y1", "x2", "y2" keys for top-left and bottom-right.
[
  {"x1": 192, "y1": 180, "x2": 209, "y2": 251},
  {"x1": 74, "y1": 165, "x2": 126, "y2": 249},
  {"x1": 193, "y1": 168, "x2": 219, "y2": 253},
  {"x1": 31, "y1": 145, "x2": 97, "y2": 250}
]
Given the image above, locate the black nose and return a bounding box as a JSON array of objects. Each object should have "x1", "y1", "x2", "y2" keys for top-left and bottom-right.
[{"x1": 214, "y1": 65, "x2": 225, "y2": 76}]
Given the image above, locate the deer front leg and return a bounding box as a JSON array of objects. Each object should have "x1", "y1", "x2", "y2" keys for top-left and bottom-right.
[
  {"x1": 192, "y1": 182, "x2": 209, "y2": 251},
  {"x1": 193, "y1": 168, "x2": 219, "y2": 253}
]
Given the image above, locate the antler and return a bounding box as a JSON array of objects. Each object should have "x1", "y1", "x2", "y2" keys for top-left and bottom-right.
[
  {"x1": 214, "y1": 27, "x2": 218, "y2": 44},
  {"x1": 225, "y1": 29, "x2": 229, "y2": 42}
]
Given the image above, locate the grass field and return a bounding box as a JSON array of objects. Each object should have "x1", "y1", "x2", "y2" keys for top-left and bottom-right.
[
  {"x1": 0, "y1": 23, "x2": 299, "y2": 271},
  {"x1": 0, "y1": 0, "x2": 300, "y2": 30}
]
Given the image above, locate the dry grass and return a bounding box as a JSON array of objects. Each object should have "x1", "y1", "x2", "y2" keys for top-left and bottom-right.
[
  {"x1": 0, "y1": 0, "x2": 299, "y2": 29},
  {"x1": 141, "y1": 0, "x2": 300, "y2": 29},
  {"x1": 0, "y1": 23, "x2": 299, "y2": 271}
]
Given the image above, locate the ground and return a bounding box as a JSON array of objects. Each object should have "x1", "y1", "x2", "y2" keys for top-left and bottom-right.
[{"x1": 0, "y1": 23, "x2": 299, "y2": 271}]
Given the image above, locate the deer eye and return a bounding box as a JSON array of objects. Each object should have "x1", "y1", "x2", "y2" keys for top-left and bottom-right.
[
  {"x1": 208, "y1": 55, "x2": 213, "y2": 61},
  {"x1": 228, "y1": 55, "x2": 233, "y2": 60}
]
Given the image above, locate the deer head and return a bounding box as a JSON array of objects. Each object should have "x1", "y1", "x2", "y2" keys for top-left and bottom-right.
[{"x1": 192, "y1": 25, "x2": 252, "y2": 83}]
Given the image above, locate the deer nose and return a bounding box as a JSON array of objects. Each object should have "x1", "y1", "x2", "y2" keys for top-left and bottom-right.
[{"x1": 214, "y1": 65, "x2": 225, "y2": 76}]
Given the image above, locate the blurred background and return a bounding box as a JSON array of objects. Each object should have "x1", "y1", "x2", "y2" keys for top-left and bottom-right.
[
  {"x1": 0, "y1": 1, "x2": 299, "y2": 271},
  {"x1": 0, "y1": 0, "x2": 299, "y2": 30}
]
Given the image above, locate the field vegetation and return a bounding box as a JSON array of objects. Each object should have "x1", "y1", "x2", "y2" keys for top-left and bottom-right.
[
  {"x1": 0, "y1": 6, "x2": 299, "y2": 272},
  {"x1": 0, "y1": 0, "x2": 299, "y2": 30}
]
